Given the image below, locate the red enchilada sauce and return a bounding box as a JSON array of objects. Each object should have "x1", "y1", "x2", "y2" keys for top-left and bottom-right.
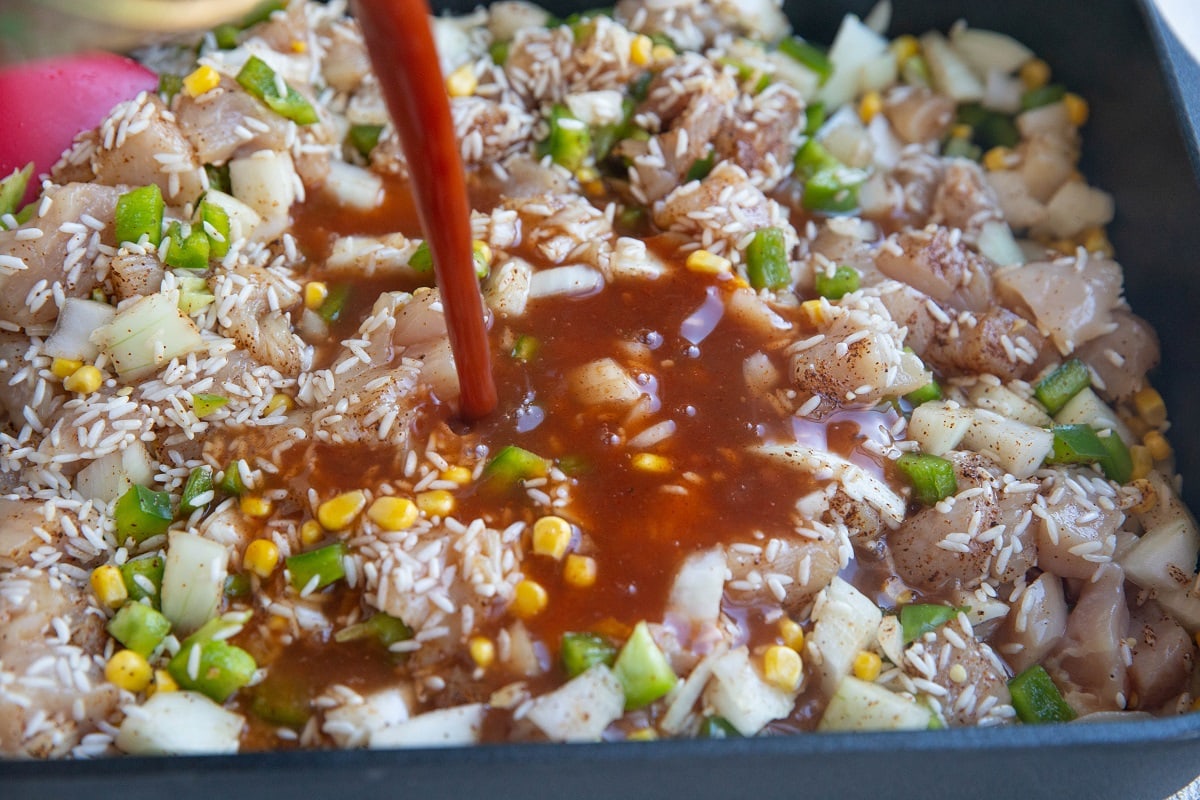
[{"x1": 231, "y1": 2, "x2": 907, "y2": 748}]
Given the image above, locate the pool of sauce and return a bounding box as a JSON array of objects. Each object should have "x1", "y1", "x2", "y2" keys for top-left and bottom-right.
[{"x1": 235, "y1": 173, "x2": 907, "y2": 746}]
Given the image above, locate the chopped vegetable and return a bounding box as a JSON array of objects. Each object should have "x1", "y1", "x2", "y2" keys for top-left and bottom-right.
[
  {"x1": 160, "y1": 531, "x2": 228, "y2": 635},
  {"x1": 191, "y1": 393, "x2": 228, "y2": 419},
  {"x1": 684, "y1": 150, "x2": 716, "y2": 182},
  {"x1": 745, "y1": 227, "x2": 790, "y2": 290},
  {"x1": 286, "y1": 543, "x2": 347, "y2": 592},
  {"x1": 612, "y1": 621, "x2": 676, "y2": 710},
  {"x1": 114, "y1": 485, "x2": 174, "y2": 544},
  {"x1": 1008, "y1": 664, "x2": 1076, "y2": 723},
  {"x1": 120, "y1": 557, "x2": 165, "y2": 607},
  {"x1": 698, "y1": 716, "x2": 742, "y2": 738},
  {"x1": 197, "y1": 197, "x2": 232, "y2": 258},
  {"x1": 560, "y1": 632, "x2": 618, "y2": 678},
  {"x1": 115, "y1": 691, "x2": 244, "y2": 755},
  {"x1": 334, "y1": 613, "x2": 413, "y2": 648},
  {"x1": 219, "y1": 460, "x2": 246, "y2": 495},
  {"x1": 114, "y1": 185, "x2": 164, "y2": 246},
  {"x1": 895, "y1": 453, "x2": 958, "y2": 505},
  {"x1": 92, "y1": 290, "x2": 206, "y2": 380},
  {"x1": 803, "y1": 102, "x2": 827, "y2": 136},
  {"x1": 249, "y1": 671, "x2": 311, "y2": 727},
  {"x1": 347, "y1": 123, "x2": 384, "y2": 159},
  {"x1": 1020, "y1": 83, "x2": 1067, "y2": 111},
  {"x1": 0, "y1": 162, "x2": 33, "y2": 221},
  {"x1": 794, "y1": 138, "x2": 867, "y2": 213},
  {"x1": 480, "y1": 445, "x2": 550, "y2": 489},
  {"x1": 814, "y1": 264, "x2": 860, "y2": 299},
  {"x1": 904, "y1": 378, "x2": 942, "y2": 407},
  {"x1": 235, "y1": 55, "x2": 318, "y2": 125},
  {"x1": 1098, "y1": 431, "x2": 1133, "y2": 484},
  {"x1": 107, "y1": 602, "x2": 172, "y2": 657},
  {"x1": 224, "y1": 573, "x2": 251, "y2": 598},
  {"x1": 163, "y1": 222, "x2": 210, "y2": 270},
  {"x1": 1034, "y1": 358, "x2": 1091, "y2": 414},
  {"x1": 956, "y1": 103, "x2": 1020, "y2": 150},
  {"x1": 511, "y1": 334, "x2": 540, "y2": 362},
  {"x1": 1047, "y1": 424, "x2": 1108, "y2": 465},
  {"x1": 317, "y1": 283, "x2": 351, "y2": 322},
  {"x1": 900, "y1": 604, "x2": 959, "y2": 643},
  {"x1": 778, "y1": 37, "x2": 833, "y2": 84},
  {"x1": 168, "y1": 635, "x2": 257, "y2": 703},
  {"x1": 544, "y1": 104, "x2": 591, "y2": 172}
]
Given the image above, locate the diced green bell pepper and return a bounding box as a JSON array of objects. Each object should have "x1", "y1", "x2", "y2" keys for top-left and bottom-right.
[
  {"x1": 197, "y1": 198, "x2": 231, "y2": 258},
  {"x1": 191, "y1": 393, "x2": 228, "y2": 418},
  {"x1": 777, "y1": 37, "x2": 832, "y2": 85},
  {"x1": 317, "y1": 283, "x2": 351, "y2": 323},
  {"x1": 1097, "y1": 431, "x2": 1133, "y2": 484},
  {"x1": 219, "y1": 459, "x2": 247, "y2": 496},
  {"x1": 0, "y1": 163, "x2": 33, "y2": 222},
  {"x1": 164, "y1": 221, "x2": 211, "y2": 270},
  {"x1": 168, "y1": 637, "x2": 257, "y2": 703},
  {"x1": 286, "y1": 543, "x2": 347, "y2": 592},
  {"x1": 481, "y1": 445, "x2": 550, "y2": 488},
  {"x1": 236, "y1": 55, "x2": 318, "y2": 125},
  {"x1": 120, "y1": 556, "x2": 165, "y2": 607},
  {"x1": 114, "y1": 485, "x2": 174, "y2": 544},
  {"x1": 560, "y1": 632, "x2": 618, "y2": 678},
  {"x1": 1047, "y1": 424, "x2": 1108, "y2": 465},
  {"x1": 612, "y1": 621, "x2": 676, "y2": 710},
  {"x1": 347, "y1": 123, "x2": 384, "y2": 160},
  {"x1": 905, "y1": 379, "x2": 942, "y2": 407},
  {"x1": 895, "y1": 453, "x2": 958, "y2": 505},
  {"x1": 698, "y1": 715, "x2": 741, "y2": 738},
  {"x1": 510, "y1": 334, "x2": 540, "y2": 362},
  {"x1": 107, "y1": 601, "x2": 171, "y2": 657},
  {"x1": 250, "y1": 671, "x2": 311, "y2": 727},
  {"x1": 545, "y1": 105, "x2": 591, "y2": 172},
  {"x1": 1020, "y1": 84, "x2": 1066, "y2": 112},
  {"x1": 1034, "y1": 358, "x2": 1090, "y2": 414},
  {"x1": 179, "y1": 465, "x2": 215, "y2": 515},
  {"x1": 334, "y1": 613, "x2": 413, "y2": 648},
  {"x1": 814, "y1": 264, "x2": 860, "y2": 300},
  {"x1": 746, "y1": 227, "x2": 790, "y2": 290},
  {"x1": 900, "y1": 604, "x2": 959, "y2": 643},
  {"x1": 115, "y1": 184, "x2": 164, "y2": 247},
  {"x1": 1008, "y1": 664, "x2": 1076, "y2": 723},
  {"x1": 408, "y1": 241, "x2": 433, "y2": 273}
]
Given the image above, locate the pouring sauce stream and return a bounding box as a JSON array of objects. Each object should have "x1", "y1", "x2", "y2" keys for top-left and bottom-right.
[{"x1": 354, "y1": 0, "x2": 497, "y2": 420}]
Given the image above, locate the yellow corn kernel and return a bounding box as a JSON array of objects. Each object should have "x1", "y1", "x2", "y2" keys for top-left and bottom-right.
[
  {"x1": 852, "y1": 650, "x2": 883, "y2": 682},
  {"x1": 416, "y1": 489, "x2": 455, "y2": 518},
  {"x1": 1019, "y1": 58, "x2": 1051, "y2": 90},
  {"x1": 1130, "y1": 446, "x2": 1154, "y2": 483},
  {"x1": 150, "y1": 668, "x2": 178, "y2": 696},
  {"x1": 50, "y1": 357, "x2": 83, "y2": 379},
  {"x1": 268, "y1": 614, "x2": 290, "y2": 633},
  {"x1": 891, "y1": 34, "x2": 920, "y2": 63},
  {"x1": 686, "y1": 249, "x2": 732, "y2": 276},
  {"x1": 895, "y1": 589, "x2": 915, "y2": 606},
  {"x1": 304, "y1": 281, "x2": 328, "y2": 310},
  {"x1": 1128, "y1": 476, "x2": 1157, "y2": 513},
  {"x1": 512, "y1": 579, "x2": 548, "y2": 619},
  {"x1": 532, "y1": 515, "x2": 573, "y2": 560},
  {"x1": 1063, "y1": 92, "x2": 1089, "y2": 127},
  {"x1": 563, "y1": 554, "x2": 597, "y2": 588},
  {"x1": 64, "y1": 364, "x2": 103, "y2": 394},
  {"x1": 947, "y1": 663, "x2": 968, "y2": 684},
  {"x1": 446, "y1": 63, "x2": 478, "y2": 97},
  {"x1": 367, "y1": 496, "x2": 419, "y2": 531},
  {"x1": 1050, "y1": 238, "x2": 1077, "y2": 255},
  {"x1": 469, "y1": 636, "x2": 495, "y2": 669},
  {"x1": 1081, "y1": 226, "x2": 1113, "y2": 257},
  {"x1": 763, "y1": 645, "x2": 803, "y2": 692},
  {"x1": 800, "y1": 298, "x2": 826, "y2": 326},
  {"x1": 317, "y1": 489, "x2": 367, "y2": 531},
  {"x1": 949, "y1": 123, "x2": 972, "y2": 141},
  {"x1": 1192, "y1": 695, "x2": 1200, "y2": 713},
  {"x1": 726, "y1": 275, "x2": 750, "y2": 290},
  {"x1": 858, "y1": 90, "x2": 883, "y2": 124},
  {"x1": 778, "y1": 618, "x2": 805, "y2": 652},
  {"x1": 90, "y1": 565, "x2": 128, "y2": 608},
  {"x1": 263, "y1": 392, "x2": 294, "y2": 418},
  {"x1": 243, "y1": 538, "x2": 280, "y2": 578},
  {"x1": 441, "y1": 466, "x2": 474, "y2": 485},
  {"x1": 240, "y1": 494, "x2": 273, "y2": 519},
  {"x1": 575, "y1": 165, "x2": 599, "y2": 184},
  {"x1": 631, "y1": 453, "x2": 671, "y2": 474},
  {"x1": 650, "y1": 44, "x2": 675, "y2": 62},
  {"x1": 290, "y1": 39, "x2": 308, "y2": 54},
  {"x1": 183, "y1": 65, "x2": 220, "y2": 98},
  {"x1": 106, "y1": 649, "x2": 153, "y2": 693},
  {"x1": 626, "y1": 728, "x2": 658, "y2": 742},
  {"x1": 300, "y1": 519, "x2": 324, "y2": 546},
  {"x1": 631, "y1": 34, "x2": 653, "y2": 66},
  {"x1": 1133, "y1": 387, "x2": 1168, "y2": 428},
  {"x1": 983, "y1": 146, "x2": 1013, "y2": 172},
  {"x1": 1144, "y1": 430, "x2": 1173, "y2": 462}
]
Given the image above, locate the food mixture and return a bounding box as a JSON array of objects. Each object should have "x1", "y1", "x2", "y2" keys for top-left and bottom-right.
[{"x1": 1, "y1": 0, "x2": 1197, "y2": 758}]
